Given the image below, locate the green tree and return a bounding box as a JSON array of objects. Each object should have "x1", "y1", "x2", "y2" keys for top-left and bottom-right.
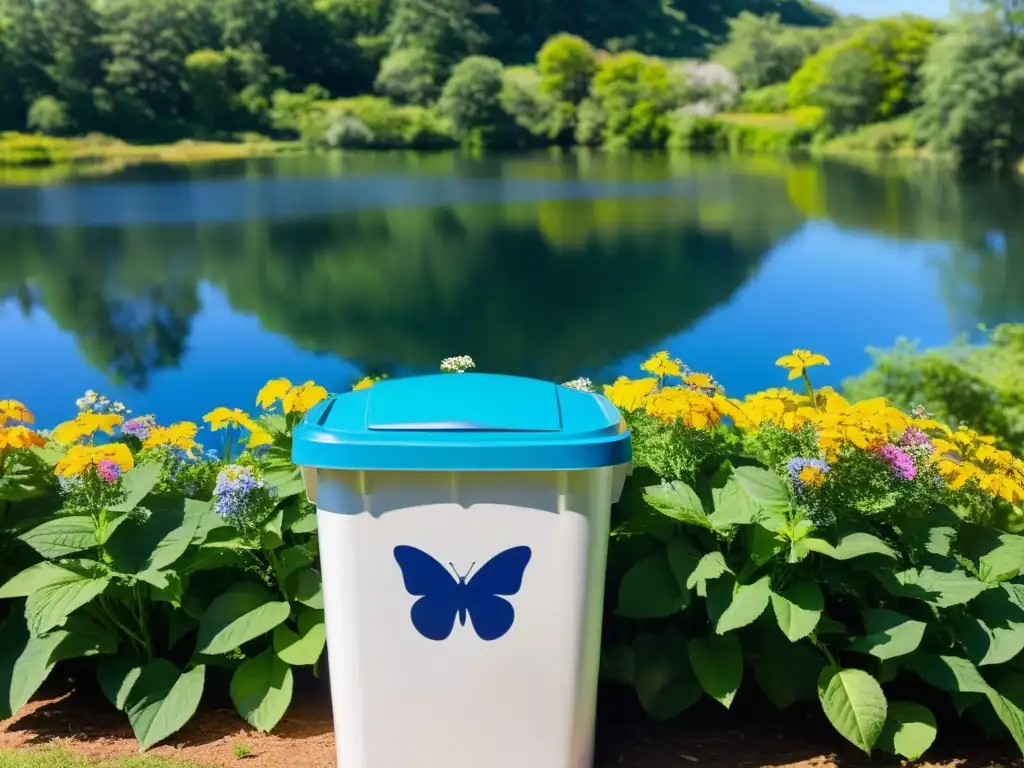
[
  {"x1": 591, "y1": 52, "x2": 673, "y2": 148},
  {"x1": 27, "y1": 94, "x2": 69, "y2": 135},
  {"x1": 712, "y1": 12, "x2": 813, "y2": 89},
  {"x1": 789, "y1": 15, "x2": 939, "y2": 132},
  {"x1": 537, "y1": 34, "x2": 597, "y2": 104},
  {"x1": 500, "y1": 65, "x2": 556, "y2": 138},
  {"x1": 183, "y1": 49, "x2": 239, "y2": 132},
  {"x1": 374, "y1": 48, "x2": 440, "y2": 105},
  {"x1": 37, "y1": 0, "x2": 107, "y2": 131},
  {"x1": 437, "y1": 55, "x2": 506, "y2": 144},
  {"x1": 917, "y1": 12, "x2": 1024, "y2": 168},
  {"x1": 0, "y1": 23, "x2": 28, "y2": 129},
  {"x1": 0, "y1": 0, "x2": 53, "y2": 103},
  {"x1": 387, "y1": 0, "x2": 485, "y2": 69}
]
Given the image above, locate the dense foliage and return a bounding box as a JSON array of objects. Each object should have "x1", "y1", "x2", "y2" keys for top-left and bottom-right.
[
  {"x1": 601, "y1": 349, "x2": 1024, "y2": 760},
  {"x1": 3, "y1": 344, "x2": 1024, "y2": 758}
]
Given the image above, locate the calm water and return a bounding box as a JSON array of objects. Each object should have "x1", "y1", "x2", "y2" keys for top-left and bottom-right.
[{"x1": 1, "y1": 151, "x2": 1023, "y2": 428}]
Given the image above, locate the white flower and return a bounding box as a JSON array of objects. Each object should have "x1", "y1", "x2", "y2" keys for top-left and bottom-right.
[
  {"x1": 440, "y1": 356, "x2": 476, "y2": 374},
  {"x1": 561, "y1": 377, "x2": 594, "y2": 392}
]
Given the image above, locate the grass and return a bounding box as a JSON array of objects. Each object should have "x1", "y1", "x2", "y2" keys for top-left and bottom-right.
[{"x1": 0, "y1": 748, "x2": 211, "y2": 768}]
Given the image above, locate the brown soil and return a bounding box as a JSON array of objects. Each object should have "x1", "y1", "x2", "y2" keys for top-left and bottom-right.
[{"x1": 1, "y1": 676, "x2": 1021, "y2": 768}]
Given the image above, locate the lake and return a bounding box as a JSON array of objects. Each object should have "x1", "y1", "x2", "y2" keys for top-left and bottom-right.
[{"x1": 1, "y1": 150, "x2": 1023, "y2": 428}]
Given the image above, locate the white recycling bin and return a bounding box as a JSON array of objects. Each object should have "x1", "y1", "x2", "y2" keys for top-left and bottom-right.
[{"x1": 292, "y1": 372, "x2": 631, "y2": 768}]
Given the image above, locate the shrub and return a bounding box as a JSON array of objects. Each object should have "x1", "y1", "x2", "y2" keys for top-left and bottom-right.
[
  {"x1": 0, "y1": 132, "x2": 73, "y2": 166},
  {"x1": 26, "y1": 97, "x2": 70, "y2": 137},
  {"x1": 736, "y1": 83, "x2": 791, "y2": 114},
  {"x1": 437, "y1": 55, "x2": 508, "y2": 145},
  {"x1": 374, "y1": 48, "x2": 441, "y2": 106},
  {"x1": 673, "y1": 61, "x2": 740, "y2": 116},
  {"x1": 537, "y1": 34, "x2": 597, "y2": 105},
  {"x1": 592, "y1": 52, "x2": 674, "y2": 148},
  {"x1": 825, "y1": 115, "x2": 924, "y2": 154},
  {"x1": 499, "y1": 66, "x2": 559, "y2": 141},
  {"x1": 668, "y1": 112, "x2": 817, "y2": 154},
  {"x1": 322, "y1": 97, "x2": 455, "y2": 149},
  {"x1": 602, "y1": 349, "x2": 1024, "y2": 760}
]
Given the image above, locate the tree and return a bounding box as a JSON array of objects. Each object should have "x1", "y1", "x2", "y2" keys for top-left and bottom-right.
[
  {"x1": 37, "y1": 0, "x2": 107, "y2": 131},
  {"x1": 27, "y1": 95, "x2": 69, "y2": 135},
  {"x1": 537, "y1": 34, "x2": 597, "y2": 104},
  {"x1": 375, "y1": 48, "x2": 440, "y2": 105},
  {"x1": 916, "y1": 12, "x2": 1024, "y2": 168},
  {"x1": 591, "y1": 52, "x2": 673, "y2": 147},
  {"x1": 437, "y1": 55, "x2": 506, "y2": 143},
  {"x1": 183, "y1": 49, "x2": 239, "y2": 131},
  {"x1": 0, "y1": 0, "x2": 53, "y2": 102},
  {"x1": 387, "y1": 0, "x2": 485, "y2": 69},
  {"x1": 0, "y1": 24, "x2": 28, "y2": 129}
]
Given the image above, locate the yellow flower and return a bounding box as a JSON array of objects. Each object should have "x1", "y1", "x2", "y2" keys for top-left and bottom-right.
[
  {"x1": 204, "y1": 407, "x2": 252, "y2": 431},
  {"x1": 50, "y1": 412, "x2": 123, "y2": 445},
  {"x1": 798, "y1": 465, "x2": 827, "y2": 488},
  {"x1": 775, "y1": 349, "x2": 830, "y2": 381},
  {"x1": 0, "y1": 426, "x2": 46, "y2": 451},
  {"x1": 283, "y1": 381, "x2": 329, "y2": 414},
  {"x1": 645, "y1": 387, "x2": 723, "y2": 429},
  {"x1": 256, "y1": 378, "x2": 292, "y2": 410},
  {"x1": 978, "y1": 470, "x2": 1024, "y2": 504},
  {"x1": 603, "y1": 377, "x2": 658, "y2": 413},
  {"x1": 144, "y1": 422, "x2": 200, "y2": 453},
  {"x1": 641, "y1": 351, "x2": 683, "y2": 379},
  {"x1": 684, "y1": 372, "x2": 716, "y2": 390},
  {"x1": 0, "y1": 400, "x2": 33, "y2": 425},
  {"x1": 246, "y1": 428, "x2": 273, "y2": 450},
  {"x1": 734, "y1": 388, "x2": 811, "y2": 431},
  {"x1": 55, "y1": 443, "x2": 134, "y2": 478},
  {"x1": 352, "y1": 377, "x2": 376, "y2": 391}
]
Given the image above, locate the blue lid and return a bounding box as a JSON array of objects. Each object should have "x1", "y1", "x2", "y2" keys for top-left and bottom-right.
[{"x1": 291, "y1": 373, "x2": 631, "y2": 472}]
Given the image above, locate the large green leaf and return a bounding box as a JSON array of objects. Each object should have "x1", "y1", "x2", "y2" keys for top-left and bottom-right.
[
  {"x1": 881, "y1": 566, "x2": 991, "y2": 608},
  {"x1": 126, "y1": 660, "x2": 206, "y2": 751},
  {"x1": 817, "y1": 666, "x2": 887, "y2": 754},
  {"x1": 729, "y1": 465, "x2": 790, "y2": 530},
  {"x1": 108, "y1": 462, "x2": 162, "y2": 514},
  {"x1": 907, "y1": 654, "x2": 991, "y2": 695},
  {"x1": 25, "y1": 569, "x2": 110, "y2": 636},
  {"x1": 287, "y1": 569, "x2": 324, "y2": 610},
  {"x1": 770, "y1": 581, "x2": 822, "y2": 641},
  {"x1": 50, "y1": 614, "x2": 119, "y2": 662},
  {"x1": 753, "y1": 633, "x2": 825, "y2": 710},
  {"x1": 961, "y1": 588, "x2": 1024, "y2": 666},
  {"x1": 98, "y1": 656, "x2": 143, "y2": 711},
  {"x1": 272, "y1": 609, "x2": 326, "y2": 666},
  {"x1": 617, "y1": 551, "x2": 687, "y2": 619},
  {"x1": 275, "y1": 546, "x2": 315, "y2": 583},
  {"x1": 685, "y1": 551, "x2": 730, "y2": 597},
  {"x1": 978, "y1": 533, "x2": 1024, "y2": 581},
  {"x1": 0, "y1": 614, "x2": 61, "y2": 717},
  {"x1": 230, "y1": 649, "x2": 294, "y2": 732},
  {"x1": 713, "y1": 576, "x2": 771, "y2": 635},
  {"x1": 108, "y1": 499, "x2": 205, "y2": 575},
  {"x1": 687, "y1": 634, "x2": 742, "y2": 709},
  {"x1": 0, "y1": 562, "x2": 81, "y2": 599},
  {"x1": 195, "y1": 583, "x2": 290, "y2": 656},
  {"x1": 709, "y1": 470, "x2": 760, "y2": 528},
  {"x1": 18, "y1": 516, "x2": 97, "y2": 559},
  {"x1": 830, "y1": 532, "x2": 896, "y2": 560},
  {"x1": 0, "y1": 451, "x2": 50, "y2": 501},
  {"x1": 264, "y1": 468, "x2": 305, "y2": 502},
  {"x1": 848, "y1": 609, "x2": 926, "y2": 661},
  {"x1": 632, "y1": 629, "x2": 703, "y2": 721},
  {"x1": 643, "y1": 482, "x2": 713, "y2": 528},
  {"x1": 877, "y1": 701, "x2": 937, "y2": 761},
  {"x1": 988, "y1": 673, "x2": 1024, "y2": 754}
]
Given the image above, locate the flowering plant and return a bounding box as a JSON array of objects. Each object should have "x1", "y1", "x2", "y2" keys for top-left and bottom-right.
[{"x1": 602, "y1": 350, "x2": 1024, "y2": 761}]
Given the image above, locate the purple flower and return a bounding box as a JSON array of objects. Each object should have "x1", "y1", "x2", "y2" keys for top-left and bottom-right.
[
  {"x1": 787, "y1": 457, "x2": 830, "y2": 497},
  {"x1": 95, "y1": 459, "x2": 122, "y2": 484},
  {"x1": 878, "y1": 444, "x2": 918, "y2": 480},
  {"x1": 213, "y1": 464, "x2": 275, "y2": 528},
  {"x1": 900, "y1": 427, "x2": 933, "y2": 452},
  {"x1": 122, "y1": 415, "x2": 157, "y2": 441}
]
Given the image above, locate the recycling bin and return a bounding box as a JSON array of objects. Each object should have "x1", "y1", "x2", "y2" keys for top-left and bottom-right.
[{"x1": 292, "y1": 372, "x2": 631, "y2": 768}]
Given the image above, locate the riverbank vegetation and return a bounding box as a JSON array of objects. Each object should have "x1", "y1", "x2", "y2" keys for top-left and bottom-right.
[
  {"x1": 1, "y1": 0, "x2": 1023, "y2": 169},
  {"x1": 2, "y1": 347, "x2": 1024, "y2": 759}
]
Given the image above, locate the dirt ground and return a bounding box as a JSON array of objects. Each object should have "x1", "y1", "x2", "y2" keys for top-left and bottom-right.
[{"x1": 1, "y1": 675, "x2": 1022, "y2": 768}]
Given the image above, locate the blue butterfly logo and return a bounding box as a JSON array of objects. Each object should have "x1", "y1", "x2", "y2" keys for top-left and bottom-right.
[{"x1": 393, "y1": 545, "x2": 532, "y2": 642}]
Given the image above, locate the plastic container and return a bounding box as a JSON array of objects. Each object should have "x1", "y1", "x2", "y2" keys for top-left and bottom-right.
[{"x1": 292, "y1": 373, "x2": 631, "y2": 768}]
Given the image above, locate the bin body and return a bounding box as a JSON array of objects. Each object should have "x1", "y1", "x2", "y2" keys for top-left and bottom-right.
[{"x1": 293, "y1": 374, "x2": 631, "y2": 768}]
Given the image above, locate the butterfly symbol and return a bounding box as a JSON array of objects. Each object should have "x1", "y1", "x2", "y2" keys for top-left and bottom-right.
[{"x1": 393, "y1": 545, "x2": 532, "y2": 642}]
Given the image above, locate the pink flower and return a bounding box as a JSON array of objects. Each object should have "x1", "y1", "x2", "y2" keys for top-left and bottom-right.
[
  {"x1": 878, "y1": 444, "x2": 917, "y2": 481},
  {"x1": 95, "y1": 459, "x2": 122, "y2": 484}
]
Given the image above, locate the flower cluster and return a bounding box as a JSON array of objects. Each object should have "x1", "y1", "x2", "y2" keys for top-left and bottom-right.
[
  {"x1": 75, "y1": 390, "x2": 130, "y2": 416},
  {"x1": 604, "y1": 349, "x2": 1024, "y2": 508},
  {"x1": 255, "y1": 378, "x2": 329, "y2": 415},
  {"x1": 55, "y1": 443, "x2": 134, "y2": 478},
  {"x1": 0, "y1": 399, "x2": 45, "y2": 455},
  {"x1": 440, "y1": 356, "x2": 476, "y2": 374},
  {"x1": 561, "y1": 377, "x2": 594, "y2": 392},
  {"x1": 122, "y1": 414, "x2": 157, "y2": 441},
  {"x1": 213, "y1": 464, "x2": 276, "y2": 535}
]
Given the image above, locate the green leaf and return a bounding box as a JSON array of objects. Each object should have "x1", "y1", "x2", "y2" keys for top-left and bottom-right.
[
  {"x1": 126, "y1": 661, "x2": 205, "y2": 751},
  {"x1": 276, "y1": 546, "x2": 315, "y2": 583},
  {"x1": 272, "y1": 609, "x2": 326, "y2": 666},
  {"x1": 988, "y1": 674, "x2": 1024, "y2": 754},
  {"x1": 0, "y1": 614, "x2": 61, "y2": 717},
  {"x1": 714, "y1": 575, "x2": 771, "y2": 635},
  {"x1": 687, "y1": 634, "x2": 742, "y2": 709},
  {"x1": 753, "y1": 634, "x2": 825, "y2": 710},
  {"x1": 261, "y1": 509, "x2": 285, "y2": 551},
  {"x1": 730, "y1": 465, "x2": 790, "y2": 530},
  {"x1": 632, "y1": 629, "x2": 703, "y2": 721},
  {"x1": 264, "y1": 468, "x2": 305, "y2": 502},
  {"x1": 643, "y1": 482, "x2": 712, "y2": 528},
  {"x1": 830, "y1": 532, "x2": 896, "y2": 560},
  {"x1": 51, "y1": 614, "x2": 119, "y2": 662},
  {"x1": 0, "y1": 562, "x2": 80, "y2": 599},
  {"x1": 817, "y1": 666, "x2": 887, "y2": 754},
  {"x1": 848, "y1": 609, "x2": 926, "y2": 661},
  {"x1": 98, "y1": 657, "x2": 143, "y2": 711},
  {"x1": 665, "y1": 539, "x2": 702, "y2": 594},
  {"x1": 18, "y1": 516, "x2": 97, "y2": 559},
  {"x1": 770, "y1": 581, "x2": 822, "y2": 641},
  {"x1": 195, "y1": 583, "x2": 290, "y2": 656},
  {"x1": 685, "y1": 551, "x2": 730, "y2": 597},
  {"x1": 25, "y1": 569, "x2": 110, "y2": 636},
  {"x1": 710, "y1": 472, "x2": 759, "y2": 528},
  {"x1": 108, "y1": 499, "x2": 205, "y2": 575},
  {"x1": 907, "y1": 654, "x2": 991, "y2": 695},
  {"x1": 108, "y1": 462, "x2": 162, "y2": 513},
  {"x1": 617, "y1": 551, "x2": 687, "y2": 618},
  {"x1": 882, "y1": 566, "x2": 991, "y2": 608},
  {"x1": 230, "y1": 649, "x2": 294, "y2": 732},
  {"x1": 877, "y1": 701, "x2": 937, "y2": 761},
  {"x1": 601, "y1": 644, "x2": 634, "y2": 686},
  {"x1": 959, "y1": 616, "x2": 1024, "y2": 667},
  {"x1": 289, "y1": 511, "x2": 318, "y2": 535},
  {"x1": 978, "y1": 533, "x2": 1024, "y2": 581},
  {"x1": 287, "y1": 569, "x2": 324, "y2": 610}
]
